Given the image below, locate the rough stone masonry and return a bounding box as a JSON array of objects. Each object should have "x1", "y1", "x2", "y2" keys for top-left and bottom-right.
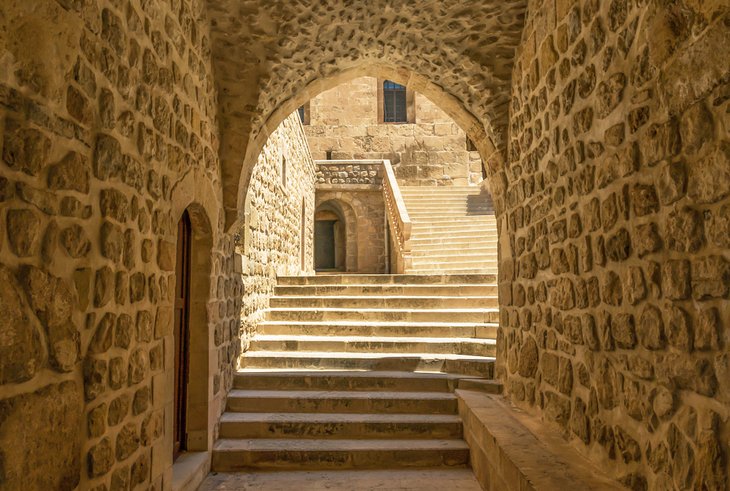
[{"x1": 0, "y1": 0, "x2": 728, "y2": 490}]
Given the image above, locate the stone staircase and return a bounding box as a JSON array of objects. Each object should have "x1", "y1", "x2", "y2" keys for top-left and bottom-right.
[
  {"x1": 211, "y1": 273, "x2": 499, "y2": 474},
  {"x1": 400, "y1": 186, "x2": 498, "y2": 275}
]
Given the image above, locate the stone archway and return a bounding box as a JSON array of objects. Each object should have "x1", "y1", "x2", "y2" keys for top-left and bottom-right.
[
  {"x1": 314, "y1": 199, "x2": 358, "y2": 272},
  {"x1": 205, "y1": 0, "x2": 528, "y2": 229},
  {"x1": 167, "y1": 202, "x2": 214, "y2": 460}
]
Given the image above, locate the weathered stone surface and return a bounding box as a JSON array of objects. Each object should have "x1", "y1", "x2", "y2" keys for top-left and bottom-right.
[
  {"x1": 691, "y1": 255, "x2": 730, "y2": 299},
  {"x1": 128, "y1": 349, "x2": 148, "y2": 385},
  {"x1": 7, "y1": 208, "x2": 41, "y2": 257},
  {"x1": 87, "y1": 437, "x2": 114, "y2": 478},
  {"x1": 2, "y1": 124, "x2": 51, "y2": 176},
  {"x1": 0, "y1": 382, "x2": 82, "y2": 490},
  {"x1": 100, "y1": 188, "x2": 129, "y2": 222},
  {"x1": 0, "y1": 265, "x2": 45, "y2": 384},
  {"x1": 157, "y1": 239, "x2": 176, "y2": 271},
  {"x1": 48, "y1": 151, "x2": 90, "y2": 193},
  {"x1": 638, "y1": 304, "x2": 665, "y2": 350},
  {"x1": 517, "y1": 336, "x2": 538, "y2": 377},
  {"x1": 662, "y1": 260, "x2": 691, "y2": 300}
]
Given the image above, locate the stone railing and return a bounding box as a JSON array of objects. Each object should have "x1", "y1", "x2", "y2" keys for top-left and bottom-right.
[{"x1": 382, "y1": 159, "x2": 412, "y2": 273}]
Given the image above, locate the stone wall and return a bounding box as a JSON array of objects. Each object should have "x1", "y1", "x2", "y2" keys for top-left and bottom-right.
[
  {"x1": 497, "y1": 0, "x2": 730, "y2": 488},
  {"x1": 305, "y1": 77, "x2": 484, "y2": 186},
  {"x1": 0, "y1": 0, "x2": 241, "y2": 489},
  {"x1": 237, "y1": 113, "x2": 316, "y2": 348}
]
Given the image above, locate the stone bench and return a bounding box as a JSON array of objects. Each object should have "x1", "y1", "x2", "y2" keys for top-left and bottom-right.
[{"x1": 457, "y1": 390, "x2": 624, "y2": 491}]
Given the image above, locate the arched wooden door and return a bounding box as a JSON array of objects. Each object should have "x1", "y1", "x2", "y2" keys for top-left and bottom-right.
[{"x1": 173, "y1": 210, "x2": 192, "y2": 460}]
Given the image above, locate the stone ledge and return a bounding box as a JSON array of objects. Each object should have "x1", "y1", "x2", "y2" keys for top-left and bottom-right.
[
  {"x1": 456, "y1": 390, "x2": 624, "y2": 491},
  {"x1": 172, "y1": 451, "x2": 210, "y2": 491}
]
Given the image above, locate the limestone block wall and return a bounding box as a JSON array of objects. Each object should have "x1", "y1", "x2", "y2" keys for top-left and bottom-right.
[
  {"x1": 0, "y1": 0, "x2": 241, "y2": 489},
  {"x1": 305, "y1": 76, "x2": 483, "y2": 186},
  {"x1": 237, "y1": 113, "x2": 316, "y2": 348},
  {"x1": 497, "y1": 0, "x2": 730, "y2": 488}
]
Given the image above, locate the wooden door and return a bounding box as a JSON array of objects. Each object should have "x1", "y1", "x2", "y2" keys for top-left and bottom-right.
[{"x1": 173, "y1": 210, "x2": 192, "y2": 461}]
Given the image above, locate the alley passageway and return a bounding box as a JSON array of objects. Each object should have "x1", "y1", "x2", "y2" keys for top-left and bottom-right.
[{"x1": 0, "y1": 0, "x2": 728, "y2": 490}]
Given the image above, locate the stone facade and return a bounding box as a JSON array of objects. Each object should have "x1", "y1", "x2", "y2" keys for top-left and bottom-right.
[
  {"x1": 305, "y1": 77, "x2": 483, "y2": 186},
  {"x1": 237, "y1": 113, "x2": 316, "y2": 348},
  {"x1": 0, "y1": 0, "x2": 241, "y2": 489},
  {"x1": 315, "y1": 160, "x2": 387, "y2": 274},
  {"x1": 496, "y1": 0, "x2": 730, "y2": 488}
]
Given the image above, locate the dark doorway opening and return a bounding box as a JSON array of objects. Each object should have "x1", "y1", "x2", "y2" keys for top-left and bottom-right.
[
  {"x1": 315, "y1": 219, "x2": 336, "y2": 270},
  {"x1": 173, "y1": 210, "x2": 192, "y2": 461}
]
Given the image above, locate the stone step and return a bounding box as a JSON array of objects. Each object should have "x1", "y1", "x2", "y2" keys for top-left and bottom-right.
[
  {"x1": 406, "y1": 207, "x2": 492, "y2": 213},
  {"x1": 232, "y1": 370, "x2": 463, "y2": 392},
  {"x1": 277, "y1": 274, "x2": 497, "y2": 285},
  {"x1": 239, "y1": 352, "x2": 495, "y2": 377},
  {"x1": 411, "y1": 256, "x2": 497, "y2": 266},
  {"x1": 218, "y1": 412, "x2": 464, "y2": 439},
  {"x1": 249, "y1": 335, "x2": 497, "y2": 357},
  {"x1": 274, "y1": 284, "x2": 498, "y2": 297},
  {"x1": 410, "y1": 223, "x2": 497, "y2": 232},
  {"x1": 409, "y1": 218, "x2": 495, "y2": 225},
  {"x1": 257, "y1": 321, "x2": 499, "y2": 339},
  {"x1": 264, "y1": 307, "x2": 500, "y2": 323},
  {"x1": 200, "y1": 468, "x2": 484, "y2": 490},
  {"x1": 269, "y1": 295, "x2": 498, "y2": 309},
  {"x1": 405, "y1": 268, "x2": 498, "y2": 275},
  {"x1": 226, "y1": 389, "x2": 459, "y2": 414},
  {"x1": 409, "y1": 260, "x2": 498, "y2": 270},
  {"x1": 411, "y1": 230, "x2": 497, "y2": 239},
  {"x1": 457, "y1": 378, "x2": 504, "y2": 394},
  {"x1": 411, "y1": 247, "x2": 497, "y2": 257},
  {"x1": 410, "y1": 235, "x2": 499, "y2": 245},
  {"x1": 211, "y1": 438, "x2": 470, "y2": 471}
]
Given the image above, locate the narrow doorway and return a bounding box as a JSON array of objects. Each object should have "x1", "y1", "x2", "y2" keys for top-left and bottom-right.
[
  {"x1": 315, "y1": 219, "x2": 336, "y2": 270},
  {"x1": 173, "y1": 210, "x2": 192, "y2": 461}
]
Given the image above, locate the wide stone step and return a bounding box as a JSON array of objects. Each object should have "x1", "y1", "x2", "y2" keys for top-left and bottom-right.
[
  {"x1": 199, "y1": 469, "x2": 483, "y2": 491},
  {"x1": 411, "y1": 223, "x2": 497, "y2": 232},
  {"x1": 211, "y1": 438, "x2": 470, "y2": 471},
  {"x1": 249, "y1": 335, "x2": 497, "y2": 357},
  {"x1": 218, "y1": 412, "x2": 463, "y2": 439},
  {"x1": 409, "y1": 260, "x2": 498, "y2": 270},
  {"x1": 412, "y1": 256, "x2": 497, "y2": 266},
  {"x1": 274, "y1": 284, "x2": 498, "y2": 297},
  {"x1": 277, "y1": 274, "x2": 497, "y2": 285},
  {"x1": 226, "y1": 389, "x2": 459, "y2": 414},
  {"x1": 257, "y1": 321, "x2": 499, "y2": 339},
  {"x1": 232, "y1": 370, "x2": 462, "y2": 392},
  {"x1": 239, "y1": 352, "x2": 495, "y2": 377},
  {"x1": 269, "y1": 295, "x2": 498, "y2": 309},
  {"x1": 410, "y1": 234, "x2": 499, "y2": 245},
  {"x1": 411, "y1": 230, "x2": 497, "y2": 239},
  {"x1": 412, "y1": 247, "x2": 497, "y2": 257},
  {"x1": 405, "y1": 268, "x2": 498, "y2": 275},
  {"x1": 264, "y1": 307, "x2": 500, "y2": 323}
]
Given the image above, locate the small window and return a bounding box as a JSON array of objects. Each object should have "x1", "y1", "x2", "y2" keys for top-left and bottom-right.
[
  {"x1": 297, "y1": 102, "x2": 310, "y2": 125},
  {"x1": 383, "y1": 80, "x2": 407, "y2": 123}
]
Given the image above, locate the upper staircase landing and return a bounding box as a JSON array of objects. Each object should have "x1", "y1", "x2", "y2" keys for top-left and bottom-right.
[{"x1": 399, "y1": 186, "x2": 498, "y2": 275}]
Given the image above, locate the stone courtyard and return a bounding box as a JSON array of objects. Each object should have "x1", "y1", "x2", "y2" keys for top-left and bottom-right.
[{"x1": 0, "y1": 0, "x2": 729, "y2": 490}]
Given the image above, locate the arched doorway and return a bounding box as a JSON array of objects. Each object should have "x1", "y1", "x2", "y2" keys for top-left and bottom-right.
[
  {"x1": 314, "y1": 206, "x2": 345, "y2": 271},
  {"x1": 173, "y1": 210, "x2": 191, "y2": 460},
  {"x1": 172, "y1": 205, "x2": 213, "y2": 460}
]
